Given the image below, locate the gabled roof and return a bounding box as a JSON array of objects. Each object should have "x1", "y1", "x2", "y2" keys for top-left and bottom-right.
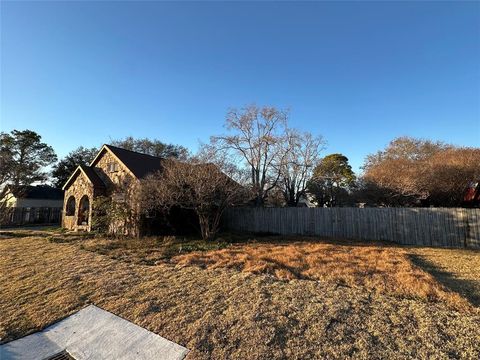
[
  {"x1": 91, "y1": 144, "x2": 164, "y2": 179},
  {"x1": 79, "y1": 165, "x2": 106, "y2": 187},
  {"x1": 63, "y1": 144, "x2": 165, "y2": 191},
  {"x1": 62, "y1": 165, "x2": 106, "y2": 190},
  {"x1": 8, "y1": 185, "x2": 63, "y2": 200}
]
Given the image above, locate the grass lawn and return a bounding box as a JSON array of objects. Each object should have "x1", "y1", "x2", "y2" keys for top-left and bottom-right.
[{"x1": 1, "y1": 229, "x2": 479, "y2": 359}]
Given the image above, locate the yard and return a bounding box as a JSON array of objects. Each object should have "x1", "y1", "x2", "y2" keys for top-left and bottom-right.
[{"x1": 1, "y1": 229, "x2": 479, "y2": 359}]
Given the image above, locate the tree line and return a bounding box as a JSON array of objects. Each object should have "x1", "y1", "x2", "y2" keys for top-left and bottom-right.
[{"x1": 1, "y1": 105, "x2": 479, "y2": 237}]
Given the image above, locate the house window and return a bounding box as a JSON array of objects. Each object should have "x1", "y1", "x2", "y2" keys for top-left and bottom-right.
[
  {"x1": 107, "y1": 162, "x2": 119, "y2": 173},
  {"x1": 66, "y1": 196, "x2": 76, "y2": 216}
]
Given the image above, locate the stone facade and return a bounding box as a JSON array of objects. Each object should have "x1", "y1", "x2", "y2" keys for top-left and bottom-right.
[
  {"x1": 62, "y1": 145, "x2": 168, "y2": 235},
  {"x1": 93, "y1": 151, "x2": 135, "y2": 188},
  {"x1": 63, "y1": 171, "x2": 102, "y2": 231},
  {"x1": 62, "y1": 148, "x2": 137, "y2": 232}
]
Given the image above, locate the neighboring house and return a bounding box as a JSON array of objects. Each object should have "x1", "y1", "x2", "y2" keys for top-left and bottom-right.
[
  {"x1": 62, "y1": 144, "x2": 164, "y2": 233},
  {"x1": 5, "y1": 185, "x2": 64, "y2": 208},
  {"x1": 2, "y1": 185, "x2": 64, "y2": 226}
]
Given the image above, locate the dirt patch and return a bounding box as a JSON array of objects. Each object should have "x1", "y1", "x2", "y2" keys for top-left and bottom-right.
[{"x1": 1, "y1": 235, "x2": 479, "y2": 359}]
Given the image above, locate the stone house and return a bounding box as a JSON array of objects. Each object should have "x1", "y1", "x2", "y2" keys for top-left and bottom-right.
[{"x1": 62, "y1": 144, "x2": 163, "y2": 233}]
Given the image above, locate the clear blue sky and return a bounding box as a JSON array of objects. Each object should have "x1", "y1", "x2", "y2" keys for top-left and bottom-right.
[{"x1": 1, "y1": 1, "x2": 479, "y2": 173}]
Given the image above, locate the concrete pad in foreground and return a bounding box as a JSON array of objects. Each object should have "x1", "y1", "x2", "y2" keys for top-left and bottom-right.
[{"x1": 0, "y1": 305, "x2": 189, "y2": 360}]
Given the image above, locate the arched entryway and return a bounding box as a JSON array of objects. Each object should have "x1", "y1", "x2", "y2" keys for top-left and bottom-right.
[
  {"x1": 77, "y1": 195, "x2": 90, "y2": 226},
  {"x1": 65, "y1": 196, "x2": 76, "y2": 216}
]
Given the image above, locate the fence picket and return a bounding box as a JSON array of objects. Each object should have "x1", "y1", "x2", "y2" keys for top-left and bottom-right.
[
  {"x1": 222, "y1": 207, "x2": 480, "y2": 249},
  {"x1": 2, "y1": 207, "x2": 62, "y2": 227}
]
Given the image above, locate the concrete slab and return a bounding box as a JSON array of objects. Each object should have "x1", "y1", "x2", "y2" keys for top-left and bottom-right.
[{"x1": 0, "y1": 305, "x2": 189, "y2": 360}]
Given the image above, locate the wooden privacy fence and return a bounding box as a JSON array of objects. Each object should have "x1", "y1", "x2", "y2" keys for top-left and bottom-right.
[
  {"x1": 222, "y1": 207, "x2": 480, "y2": 249},
  {"x1": 1, "y1": 207, "x2": 62, "y2": 227}
]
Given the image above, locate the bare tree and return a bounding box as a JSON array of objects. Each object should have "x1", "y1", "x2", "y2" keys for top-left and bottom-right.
[
  {"x1": 196, "y1": 142, "x2": 250, "y2": 187},
  {"x1": 141, "y1": 159, "x2": 245, "y2": 240},
  {"x1": 210, "y1": 105, "x2": 288, "y2": 206},
  {"x1": 280, "y1": 130, "x2": 325, "y2": 206}
]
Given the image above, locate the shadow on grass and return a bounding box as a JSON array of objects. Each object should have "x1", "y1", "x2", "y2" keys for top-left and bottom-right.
[{"x1": 408, "y1": 254, "x2": 480, "y2": 306}]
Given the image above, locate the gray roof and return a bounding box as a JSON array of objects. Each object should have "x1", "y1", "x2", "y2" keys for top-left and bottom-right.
[{"x1": 8, "y1": 185, "x2": 63, "y2": 200}]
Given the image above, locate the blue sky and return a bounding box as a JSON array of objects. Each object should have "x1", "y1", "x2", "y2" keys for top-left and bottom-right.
[{"x1": 1, "y1": 1, "x2": 479, "y2": 173}]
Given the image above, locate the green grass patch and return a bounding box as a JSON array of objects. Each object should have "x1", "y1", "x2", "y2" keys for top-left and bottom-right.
[{"x1": 78, "y1": 235, "x2": 231, "y2": 265}]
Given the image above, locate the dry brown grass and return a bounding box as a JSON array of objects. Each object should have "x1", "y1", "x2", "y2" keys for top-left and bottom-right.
[
  {"x1": 172, "y1": 238, "x2": 472, "y2": 310},
  {"x1": 1, "y1": 232, "x2": 480, "y2": 359}
]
